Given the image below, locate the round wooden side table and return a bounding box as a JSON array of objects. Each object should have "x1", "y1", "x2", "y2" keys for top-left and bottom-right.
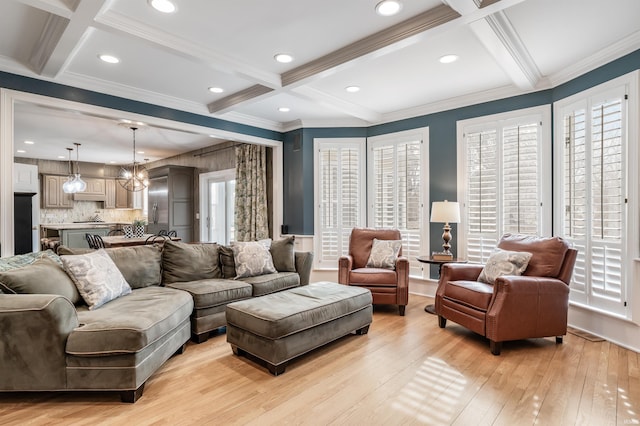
[{"x1": 416, "y1": 256, "x2": 467, "y2": 314}]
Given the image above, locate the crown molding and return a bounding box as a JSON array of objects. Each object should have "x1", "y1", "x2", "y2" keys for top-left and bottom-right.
[
  {"x1": 547, "y1": 30, "x2": 640, "y2": 88},
  {"x1": 60, "y1": 71, "x2": 212, "y2": 116},
  {"x1": 291, "y1": 86, "x2": 382, "y2": 123},
  {"x1": 219, "y1": 111, "x2": 285, "y2": 133},
  {"x1": 281, "y1": 117, "x2": 369, "y2": 132},
  {"x1": 16, "y1": 0, "x2": 75, "y2": 19}
]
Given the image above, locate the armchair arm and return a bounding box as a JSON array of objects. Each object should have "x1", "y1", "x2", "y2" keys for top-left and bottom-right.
[
  {"x1": 338, "y1": 255, "x2": 353, "y2": 284},
  {"x1": 294, "y1": 251, "x2": 314, "y2": 286},
  {"x1": 435, "y1": 263, "x2": 484, "y2": 313},
  {"x1": 0, "y1": 294, "x2": 79, "y2": 390},
  {"x1": 486, "y1": 276, "x2": 570, "y2": 342}
]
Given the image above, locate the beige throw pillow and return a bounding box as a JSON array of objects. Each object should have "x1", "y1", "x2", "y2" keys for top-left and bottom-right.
[
  {"x1": 232, "y1": 239, "x2": 276, "y2": 279},
  {"x1": 477, "y1": 249, "x2": 533, "y2": 284},
  {"x1": 366, "y1": 238, "x2": 402, "y2": 269},
  {"x1": 61, "y1": 249, "x2": 131, "y2": 310}
]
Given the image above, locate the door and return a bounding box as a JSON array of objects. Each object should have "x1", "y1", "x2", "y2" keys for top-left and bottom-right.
[{"x1": 200, "y1": 170, "x2": 235, "y2": 244}]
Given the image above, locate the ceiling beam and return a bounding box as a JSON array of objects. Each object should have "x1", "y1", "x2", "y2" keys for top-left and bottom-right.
[
  {"x1": 29, "y1": 0, "x2": 108, "y2": 78},
  {"x1": 446, "y1": 0, "x2": 541, "y2": 89},
  {"x1": 207, "y1": 85, "x2": 274, "y2": 115},
  {"x1": 282, "y1": 4, "x2": 461, "y2": 87},
  {"x1": 291, "y1": 86, "x2": 383, "y2": 123}
]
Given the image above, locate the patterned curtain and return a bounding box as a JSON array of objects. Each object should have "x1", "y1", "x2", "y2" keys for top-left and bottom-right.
[{"x1": 234, "y1": 144, "x2": 269, "y2": 241}]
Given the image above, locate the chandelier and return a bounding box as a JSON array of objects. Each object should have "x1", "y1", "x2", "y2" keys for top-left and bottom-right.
[
  {"x1": 119, "y1": 126, "x2": 149, "y2": 192},
  {"x1": 62, "y1": 143, "x2": 86, "y2": 193}
]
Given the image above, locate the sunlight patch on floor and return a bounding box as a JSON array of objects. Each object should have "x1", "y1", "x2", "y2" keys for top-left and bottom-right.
[{"x1": 391, "y1": 356, "x2": 466, "y2": 425}]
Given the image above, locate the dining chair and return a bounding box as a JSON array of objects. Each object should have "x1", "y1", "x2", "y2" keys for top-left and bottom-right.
[{"x1": 85, "y1": 233, "x2": 105, "y2": 249}]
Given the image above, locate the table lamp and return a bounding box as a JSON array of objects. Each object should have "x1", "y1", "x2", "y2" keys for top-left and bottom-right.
[{"x1": 430, "y1": 200, "x2": 461, "y2": 259}]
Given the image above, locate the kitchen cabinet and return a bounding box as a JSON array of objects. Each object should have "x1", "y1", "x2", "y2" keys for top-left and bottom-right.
[
  {"x1": 41, "y1": 175, "x2": 72, "y2": 208},
  {"x1": 147, "y1": 166, "x2": 194, "y2": 242},
  {"x1": 105, "y1": 179, "x2": 116, "y2": 209},
  {"x1": 105, "y1": 179, "x2": 143, "y2": 209},
  {"x1": 14, "y1": 163, "x2": 39, "y2": 193},
  {"x1": 73, "y1": 178, "x2": 106, "y2": 201}
]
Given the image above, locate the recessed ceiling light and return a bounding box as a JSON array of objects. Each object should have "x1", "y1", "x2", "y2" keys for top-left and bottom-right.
[
  {"x1": 99, "y1": 54, "x2": 120, "y2": 64},
  {"x1": 208, "y1": 87, "x2": 224, "y2": 93},
  {"x1": 109, "y1": 161, "x2": 117, "y2": 164},
  {"x1": 16, "y1": 149, "x2": 26, "y2": 153},
  {"x1": 137, "y1": 151, "x2": 145, "y2": 155},
  {"x1": 24, "y1": 140, "x2": 34, "y2": 145},
  {"x1": 376, "y1": 1, "x2": 402, "y2": 16},
  {"x1": 57, "y1": 155, "x2": 66, "y2": 159},
  {"x1": 278, "y1": 107, "x2": 290, "y2": 112},
  {"x1": 345, "y1": 86, "x2": 361, "y2": 93},
  {"x1": 149, "y1": 0, "x2": 176, "y2": 13},
  {"x1": 274, "y1": 53, "x2": 294, "y2": 63},
  {"x1": 120, "y1": 119, "x2": 132, "y2": 124},
  {"x1": 439, "y1": 54, "x2": 459, "y2": 64}
]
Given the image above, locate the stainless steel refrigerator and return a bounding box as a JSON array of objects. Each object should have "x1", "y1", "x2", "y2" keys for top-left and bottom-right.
[{"x1": 147, "y1": 166, "x2": 194, "y2": 242}]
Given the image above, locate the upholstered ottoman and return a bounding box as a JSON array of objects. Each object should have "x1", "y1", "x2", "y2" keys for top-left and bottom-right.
[{"x1": 226, "y1": 282, "x2": 373, "y2": 375}]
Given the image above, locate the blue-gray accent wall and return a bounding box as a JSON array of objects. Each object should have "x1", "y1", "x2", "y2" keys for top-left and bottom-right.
[
  {"x1": 0, "y1": 71, "x2": 282, "y2": 142},
  {"x1": 281, "y1": 48, "x2": 640, "y2": 263}
]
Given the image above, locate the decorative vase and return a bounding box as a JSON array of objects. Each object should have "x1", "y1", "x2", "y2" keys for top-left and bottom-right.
[
  {"x1": 123, "y1": 225, "x2": 134, "y2": 238},
  {"x1": 134, "y1": 225, "x2": 145, "y2": 238}
]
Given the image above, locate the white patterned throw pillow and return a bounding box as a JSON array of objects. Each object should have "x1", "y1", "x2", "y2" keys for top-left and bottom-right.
[
  {"x1": 61, "y1": 249, "x2": 131, "y2": 310},
  {"x1": 366, "y1": 238, "x2": 402, "y2": 269},
  {"x1": 232, "y1": 239, "x2": 277, "y2": 279},
  {"x1": 477, "y1": 249, "x2": 533, "y2": 285}
]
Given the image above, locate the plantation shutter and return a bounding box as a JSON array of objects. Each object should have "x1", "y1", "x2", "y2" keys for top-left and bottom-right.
[
  {"x1": 559, "y1": 90, "x2": 626, "y2": 315},
  {"x1": 370, "y1": 139, "x2": 422, "y2": 274},
  {"x1": 462, "y1": 115, "x2": 544, "y2": 265},
  {"x1": 316, "y1": 142, "x2": 363, "y2": 268},
  {"x1": 465, "y1": 129, "x2": 498, "y2": 263}
]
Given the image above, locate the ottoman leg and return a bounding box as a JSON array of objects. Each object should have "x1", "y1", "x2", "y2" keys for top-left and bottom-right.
[
  {"x1": 355, "y1": 325, "x2": 370, "y2": 335},
  {"x1": 267, "y1": 362, "x2": 286, "y2": 376}
]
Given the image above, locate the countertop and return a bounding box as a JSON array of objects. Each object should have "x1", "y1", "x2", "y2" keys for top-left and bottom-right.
[{"x1": 41, "y1": 222, "x2": 128, "y2": 230}]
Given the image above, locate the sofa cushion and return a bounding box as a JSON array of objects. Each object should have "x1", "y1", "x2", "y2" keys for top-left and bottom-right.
[
  {"x1": 162, "y1": 240, "x2": 222, "y2": 284},
  {"x1": 366, "y1": 238, "x2": 402, "y2": 269},
  {"x1": 167, "y1": 279, "x2": 252, "y2": 309},
  {"x1": 219, "y1": 245, "x2": 236, "y2": 279},
  {"x1": 444, "y1": 280, "x2": 494, "y2": 311},
  {"x1": 350, "y1": 268, "x2": 398, "y2": 285},
  {"x1": 270, "y1": 236, "x2": 296, "y2": 272},
  {"x1": 106, "y1": 245, "x2": 162, "y2": 289},
  {"x1": 61, "y1": 249, "x2": 131, "y2": 310},
  {"x1": 0, "y1": 256, "x2": 81, "y2": 304},
  {"x1": 67, "y1": 286, "x2": 193, "y2": 355},
  {"x1": 478, "y1": 249, "x2": 532, "y2": 284},
  {"x1": 239, "y1": 272, "x2": 300, "y2": 297},
  {"x1": 232, "y1": 239, "x2": 276, "y2": 279}
]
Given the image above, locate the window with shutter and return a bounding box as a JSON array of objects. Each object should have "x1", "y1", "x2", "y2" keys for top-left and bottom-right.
[
  {"x1": 457, "y1": 107, "x2": 551, "y2": 264},
  {"x1": 314, "y1": 138, "x2": 366, "y2": 269},
  {"x1": 556, "y1": 84, "x2": 628, "y2": 316},
  {"x1": 368, "y1": 128, "x2": 428, "y2": 277}
]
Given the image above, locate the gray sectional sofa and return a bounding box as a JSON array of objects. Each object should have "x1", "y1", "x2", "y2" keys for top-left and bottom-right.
[{"x1": 0, "y1": 237, "x2": 313, "y2": 402}]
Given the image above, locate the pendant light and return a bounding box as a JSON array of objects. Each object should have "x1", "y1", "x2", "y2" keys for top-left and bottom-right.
[
  {"x1": 119, "y1": 126, "x2": 149, "y2": 192},
  {"x1": 62, "y1": 147, "x2": 76, "y2": 193},
  {"x1": 71, "y1": 142, "x2": 87, "y2": 192}
]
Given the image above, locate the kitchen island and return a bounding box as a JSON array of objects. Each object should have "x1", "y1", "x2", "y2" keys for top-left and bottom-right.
[{"x1": 41, "y1": 223, "x2": 129, "y2": 248}]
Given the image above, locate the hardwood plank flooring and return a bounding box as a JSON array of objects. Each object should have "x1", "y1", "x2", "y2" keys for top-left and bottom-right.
[{"x1": 0, "y1": 295, "x2": 638, "y2": 425}]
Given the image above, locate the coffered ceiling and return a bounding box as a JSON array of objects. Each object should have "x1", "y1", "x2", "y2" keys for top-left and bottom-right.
[{"x1": 2, "y1": 0, "x2": 640, "y2": 163}]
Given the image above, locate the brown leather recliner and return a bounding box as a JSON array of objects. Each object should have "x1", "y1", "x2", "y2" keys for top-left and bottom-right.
[
  {"x1": 435, "y1": 234, "x2": 578, "y2": 355},
  {"x1": 338, "y1": 228, "x2": 409, "y2": 316}
]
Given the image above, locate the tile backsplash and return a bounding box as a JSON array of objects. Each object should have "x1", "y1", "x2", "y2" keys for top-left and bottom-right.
[{"x1": 41, "y1": 201, "x2": 145, "y2": 224}]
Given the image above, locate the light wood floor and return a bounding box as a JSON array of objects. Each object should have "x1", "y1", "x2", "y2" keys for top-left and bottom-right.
[{"x1": 1, "y1": 295, "x2": 638, "y2": 425}]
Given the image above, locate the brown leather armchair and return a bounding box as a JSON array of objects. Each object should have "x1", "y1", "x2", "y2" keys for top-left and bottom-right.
[
  {"x1": 338, "y1": 228, "x2": 409, "y2": 316},
  {"x1": 435, "y1": 234, "x2": 577, "y2": 355}
]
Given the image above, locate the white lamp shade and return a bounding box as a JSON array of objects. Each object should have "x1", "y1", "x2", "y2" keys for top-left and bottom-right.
[{"x1": 430, "y1": 200, "x2": 461, "y2": 223}]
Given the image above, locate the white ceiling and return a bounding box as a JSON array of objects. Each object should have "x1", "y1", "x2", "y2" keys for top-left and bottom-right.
[{"x1": 2, "y1": 0, "x2": 640, "y2": 164}]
